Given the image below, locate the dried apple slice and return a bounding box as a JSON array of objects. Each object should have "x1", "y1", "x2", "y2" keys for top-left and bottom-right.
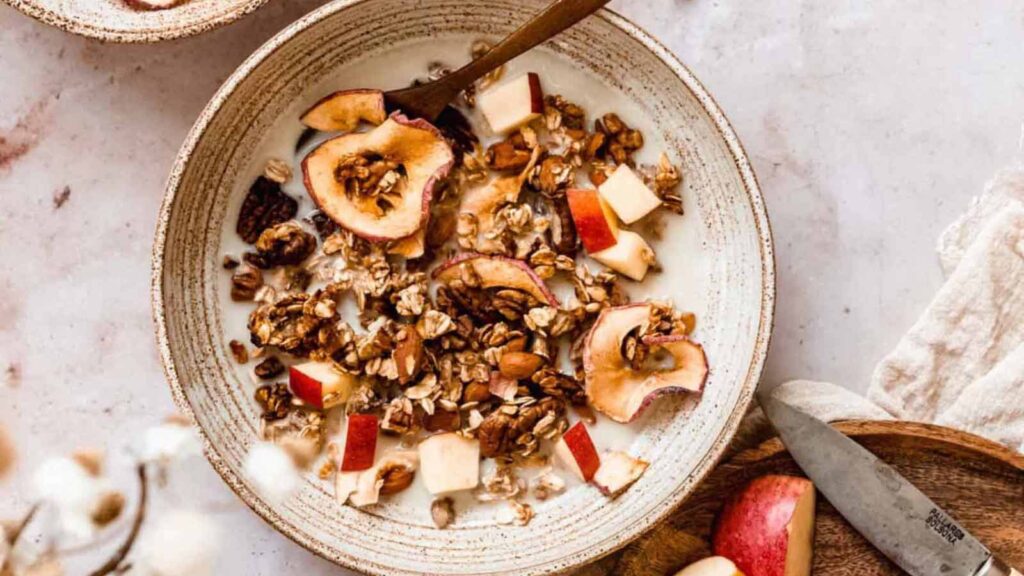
[
  {"x1": 300, "y1": 89, "x2": 387, "y2": 132},
  {"x1": 583, "y1": 303, "x2": 708, "y2": 423},
  {"x1": 302, "y1": 113, "x2": 455, "y2": 241},
  {"x1": 433, "y1": 253, "x2": 558, "y2": 307}
]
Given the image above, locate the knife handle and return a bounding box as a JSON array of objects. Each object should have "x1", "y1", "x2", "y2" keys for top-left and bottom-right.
[{"x1": 983, "y1": 558, "x2": 1021, "y2": 576}]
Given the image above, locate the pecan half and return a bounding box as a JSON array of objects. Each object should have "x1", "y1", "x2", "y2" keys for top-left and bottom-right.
[{"x1": 237, "y1": 176, "x2": 298, "y2": 244}]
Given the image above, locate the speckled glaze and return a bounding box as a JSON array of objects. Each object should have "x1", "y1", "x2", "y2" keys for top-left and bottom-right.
[
  {"x1": 151, "y1": 1, "x2": 775, "y2": 574},
  {"x1": 2, "y1": 0, "x2": 270, "y2": 43}
]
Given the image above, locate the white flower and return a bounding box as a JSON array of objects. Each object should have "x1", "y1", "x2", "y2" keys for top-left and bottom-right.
[
  {"x1": 137, "y1": 510, "x2": 220, "y2": 576},
  {"x1": 243, "y1": 442, "x2": 300, "y2": 504},
  {"x1": 31, "y1": 457, "x2": 108, "y2": 540},
  {"x1": 139, "y1": 423, "x2": 201, "y2": 464}
]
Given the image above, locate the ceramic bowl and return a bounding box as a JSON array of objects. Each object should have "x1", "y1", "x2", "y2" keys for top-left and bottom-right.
[
  {"x1": 152, "y1": 1, "x2": 774, "y2": 574},
  {"x1": 2, "y1": 0, "x2": 270, "y2": 43}
]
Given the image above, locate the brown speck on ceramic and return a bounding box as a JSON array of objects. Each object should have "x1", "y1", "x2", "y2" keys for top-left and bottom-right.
[
  {"x1": 2, "y1": 0, "x2": 271, "y2": 43},
  {"x1": 0, "y1": 98, "x2": 50, "y2": 173},
  {"x1": 53, "y1": 186, "x2": 71, "y2": 209},
  {"x1": 151, "y1": 1, "x2": 775, "y2": 575}
]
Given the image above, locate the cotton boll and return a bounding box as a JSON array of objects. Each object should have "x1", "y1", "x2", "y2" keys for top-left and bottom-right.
[
  {"x1": 139, "y1": 423, "x2": 201, "y2": 464},
  {"x1": 31, "y1": 457, "x2": 107, "y2": 540},
  {"x1": 243, "y1": 442, "x2": 300, "y2": 503},
  {"x1": 137, "y1": 510, "x2": 220, "y2": 576}
]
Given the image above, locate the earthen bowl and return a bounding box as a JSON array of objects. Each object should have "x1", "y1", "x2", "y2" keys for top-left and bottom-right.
[
  {"x1": 152, "y1": 1, "x2": 775, "y2": 574},
  {"x1": 2, "y1": 0, "x2": 270, "y2": 43}
]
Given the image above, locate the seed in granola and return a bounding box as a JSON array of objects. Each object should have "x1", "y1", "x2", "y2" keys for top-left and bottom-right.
[
  {"x1": 378, "y1": 461, "x2": 416, "y2": 495},
  {"x1": 222, "y1": 255, "x2": 240, "y2": 270},
  {"x1": 264, "y1": 158, "x2": 293, "y2": 184},
  {"x1": 431, "y1": 497, "x2": 455, "y2": 529},
  {"x1": 499, "y1": 352, "x2": 544, "y2": 380},
  {"x1": 231, "y1": 265, "x2": 263, "y2": 301},
  {"x1": 229, "y1": 340, "x2": 249, "y2": 364},
  {"x1": 254, "y1": 356, "x2": 285, "y2": 379},
  {"x1": 462, "y1": 381, "x2": 492, "y2": 403},
  {"x1": 237, "y1": 176, "x2": 299, "y2": 244}
]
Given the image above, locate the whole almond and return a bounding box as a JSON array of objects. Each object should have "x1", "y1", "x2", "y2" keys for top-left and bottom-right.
[
  {"x1": 379, "y1": 464, "x2": 416, "y2": 495},
  {"x1": 462, "y1": 382, "x2": 492, "y2": 403},
  {"x1": 499, "y1": 352, "x2": 544, "y2": 380},
  {"x1": 504, "y1": 336, "x2": 528, "y2": 353}
]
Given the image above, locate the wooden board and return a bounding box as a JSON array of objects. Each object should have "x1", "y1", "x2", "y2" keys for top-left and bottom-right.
[{"x1": 577, "y1": 421, "x2": 1024, "y2": 576}]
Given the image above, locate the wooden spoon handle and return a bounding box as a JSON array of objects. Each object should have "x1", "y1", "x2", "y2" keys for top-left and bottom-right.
[{"x1": 444, "y1": 0, "x2": 613, "y2": 89}]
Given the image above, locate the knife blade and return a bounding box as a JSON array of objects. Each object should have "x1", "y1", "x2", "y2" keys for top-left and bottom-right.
[{"x1": 758, "y1": 391, "x2": 1020, "y2": 576}]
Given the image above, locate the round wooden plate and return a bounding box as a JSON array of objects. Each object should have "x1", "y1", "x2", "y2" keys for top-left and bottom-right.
[{"x1": 577, "y1": 421, "x2": 1024, "y2": 576}]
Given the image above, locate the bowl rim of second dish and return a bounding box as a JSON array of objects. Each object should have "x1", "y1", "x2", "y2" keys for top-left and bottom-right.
[
  {"x1": 151, "y1": 1, "x2": 776, "y2": 573},
  {"x1": 1, "y1": 0, "x2": 271, "y2": 43}
]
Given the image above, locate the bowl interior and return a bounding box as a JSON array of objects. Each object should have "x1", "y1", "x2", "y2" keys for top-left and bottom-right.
[
  {"x1": 5, "y1": 0, "x2": 269, "y2": 42},
  {"x1": 154, "y1": 1, "x2": 773, "y2": 574}
]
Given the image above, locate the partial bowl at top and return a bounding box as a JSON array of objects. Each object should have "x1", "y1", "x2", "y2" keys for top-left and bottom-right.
[
  {"x1": 2, "y1": 0, "x2": 270, "y2": 43},
  {"x1": 152, "y1": 0, "x2": 775, "y2": 574}
]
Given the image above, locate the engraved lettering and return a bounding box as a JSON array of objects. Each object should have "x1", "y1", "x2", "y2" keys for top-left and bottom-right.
[{"x1": 925, "y1": 508, "x2": 964, "y2": 545}]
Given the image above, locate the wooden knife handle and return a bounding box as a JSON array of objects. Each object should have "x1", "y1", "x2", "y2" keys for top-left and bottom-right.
[{"x1": 985, "y1": 558, "x2": 1021, "y2": 576}]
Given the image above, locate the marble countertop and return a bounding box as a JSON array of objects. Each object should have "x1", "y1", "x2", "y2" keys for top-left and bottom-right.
[{"x1": 1, "y1": 0, "x2": 1022, "y2": 573}]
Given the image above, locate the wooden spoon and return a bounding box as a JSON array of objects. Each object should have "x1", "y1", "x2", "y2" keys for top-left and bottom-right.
[{"x1": 384, "y1": 0, "x2": 613, "y2": 121}]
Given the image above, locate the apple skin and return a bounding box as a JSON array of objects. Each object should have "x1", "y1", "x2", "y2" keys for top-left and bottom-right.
[
  {"x1": 555, "y1": 421, "x2": 601, "y2": 481},
  {"x1": 340, "y1": 414, "x2": 379, "y2": 472},
  {"x1": 712, "y1": 475, "x2": 816, "y2": 576},
  {"x1": 567, "y1": 188, "x2": 618, "y2": 253},
  {"x1": 289, "y1": 365, "x2": 325, "y2": 409}
]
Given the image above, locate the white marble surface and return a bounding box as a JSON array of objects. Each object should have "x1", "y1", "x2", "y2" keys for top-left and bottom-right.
[{"x1": 1, "y1": 0, "x2": 1022, "y2": 573}]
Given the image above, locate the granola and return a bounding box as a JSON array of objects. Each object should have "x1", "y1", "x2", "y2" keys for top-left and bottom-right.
[{"x1": 224, "y1": 53, "x2": 706, "y2": 528}]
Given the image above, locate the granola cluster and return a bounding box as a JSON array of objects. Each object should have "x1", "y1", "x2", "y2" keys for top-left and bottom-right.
[{"x1": 225, "y1": 54, "x2": 697, "y2": 527}]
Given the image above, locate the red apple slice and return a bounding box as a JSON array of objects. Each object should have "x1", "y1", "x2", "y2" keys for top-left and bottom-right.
[
  {"x1": 340, "y1": 414, "x2": 378, "y2": 472},
  {"x1": 583, "y1": 304, "x2": 709, "y2": 423},
  {"x1": 288, "y1": 361, "x2": 359, "y2": 409},
  {"x1": 592, "y1": 451, "x2": 648, "y2": 497},
  {"x1": 598, "y1": 164, "x2": 663, "y2": 224},
  {"x1": 674, "y1": 557, "x2": 745, "y2": 576},
  {"x1": 418, "y1": 433, "x2": 480, "y2": 494},
  {"x1": 590, "y1": 229, "x2": 655, "y2": 281},
  {"x1": 300, "y1": 89, "x2": 387, "y2": 132},
  {"x1": 433, "y1": 253, "x2": 558, "y2": 307},
  {"x1": 478, "y1": 73, "x2": 544, "y2": 134},
  {"x1": 553, "y1": 421, "x2": 601, "y2": 482},
  {"x1": 712, "y1": 475, "x2": 816, "y2": 576},
  {"x1": 302, "y1": 113, "x2": 455, "y2": 242},
  {"x1": 567, "y1": 188, "x2": 619, "y2": 253}
]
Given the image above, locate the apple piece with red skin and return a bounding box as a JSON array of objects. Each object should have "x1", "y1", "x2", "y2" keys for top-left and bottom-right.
[
  {"x1": 478, "y1": 73, "x2": 544, "y2": 134},
  {"x1": 340, "y1": 414, "x2": 379, "y2": 472},
  {"x1": 300, "y1": 89, "x2": 387, "y2": 132},
  {"x1": 567, "y1": 188, "x2": 619, "y2": 253},
  {"x1": 712, "y1": 475, "x2": 816, "y2": 576},
  {"x1": 592, "y1": 451, "x2": 648, "y2": 497},
  {"x1": 583, "y1": 304, "x2": 709, "y2": 423},
  {"x1": 302, "y1": 113, "x2": 454, "y2": 242},
  {"x1": 674, "y1": 557, "x2": 745, "y2": 576},
  {"x1": 553, "y1": 421, "x2": 601, "y2": 482},
  {"x1": 598, "y1": 163, "x2": 663, "y2": 224},
  {"x1": 433, "y1": 253, "x2": 559, "y2": 307},
  {"x1": 289, "y1": 361, "x2": 359, "y2": 409},
  {"x1": 418, "y1": 433, "x2": 480, "y2": 494}
]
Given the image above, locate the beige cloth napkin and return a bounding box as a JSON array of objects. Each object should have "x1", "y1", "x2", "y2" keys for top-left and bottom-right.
[{"x1": 757, "y1": 166, "x2": 1024, "y2": 455}]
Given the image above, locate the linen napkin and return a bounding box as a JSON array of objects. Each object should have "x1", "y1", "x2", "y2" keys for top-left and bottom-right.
[{"x1": 754, "y1": 165, "x2": 1024, "y2": 454}]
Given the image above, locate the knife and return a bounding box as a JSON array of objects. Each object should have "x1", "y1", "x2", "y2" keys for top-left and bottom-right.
[{"x1": 758, "y1": 391, "x2": 1020, "y2": 576}]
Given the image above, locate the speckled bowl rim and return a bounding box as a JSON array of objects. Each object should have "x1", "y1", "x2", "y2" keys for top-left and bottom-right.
[
  {"x1": 151, "y1": 1, "x2": 776, "y2": 573},
  {"x1": 1, "y1": 0, "x2": 271, "y2": 43}
]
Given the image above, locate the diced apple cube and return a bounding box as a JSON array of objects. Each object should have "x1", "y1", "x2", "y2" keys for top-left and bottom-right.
[
  {"x1": 340, "y1": 414, "x2": 378, "y2": 472},
  {"x1": 418, "y1": 433, "x2": 480, "y2": 494},
  {"x1": 478, "y1": 73, "x2": 544, "y2": 134},
  {"x1": 567, "y1": 188, "x2": 619, "y2": 253},
  {"x1": 590, "y1": 230, "x2": 655, "y2": 281},
  {"x1": 554, "y1": 421, "x2": 601, "y2": 482},
  {"x1": 593, "y1": 451, "x2": 648, "y2": 497},
  {"x1": 598, "y1": 164, "x2": 662, "y2": 224},
  {"x1": 289, "y1": 361, "x2": 359, "y2": 409}
]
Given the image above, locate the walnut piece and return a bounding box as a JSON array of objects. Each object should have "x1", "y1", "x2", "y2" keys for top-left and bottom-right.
[
  {"x1": 231, "y1": 265, "x2": 263, "y2": 301},
  {"x1": 253, "y1": 222, "x2": 317, "y2": 268}
]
